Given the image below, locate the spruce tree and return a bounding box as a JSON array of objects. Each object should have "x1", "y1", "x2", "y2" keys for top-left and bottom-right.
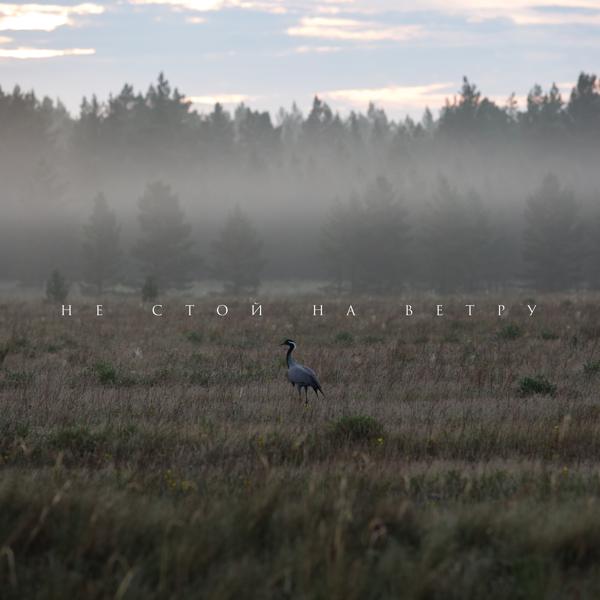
[
  {"x1": 523, "y1": 174, "x2": 584, "y2": 290},
  {"x1": 212, "y1": 205, "x2": 265, "y2": 294},
  {"x1": 82, "y1": 193, "x2": 121, "y2": 294},
  {"x1": 321, "y1": 176, "x2": 410, "y2": 292},
  {"x1": 422, "y1": 178, "x2": 497, "y2": 292},
  {"x1": 132, "y1": 181, "x2": 197, "y2": 289},
  {"x1": 46, "y1": 269, "x2": 69, "y2": 303}
]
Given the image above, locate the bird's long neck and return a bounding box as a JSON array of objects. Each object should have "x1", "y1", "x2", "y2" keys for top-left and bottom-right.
[{"x1": 286, "y1": 345, "x2": 296, "y2": 368}]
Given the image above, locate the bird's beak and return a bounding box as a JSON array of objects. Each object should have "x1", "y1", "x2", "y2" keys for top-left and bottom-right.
[{"x1": 280, "y1": 342, "x2": 286, "y2": 346}]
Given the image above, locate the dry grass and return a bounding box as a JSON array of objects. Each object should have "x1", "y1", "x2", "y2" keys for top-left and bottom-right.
[{"x1": 2, "y1": 294, "x2": 600, "y2": 598}]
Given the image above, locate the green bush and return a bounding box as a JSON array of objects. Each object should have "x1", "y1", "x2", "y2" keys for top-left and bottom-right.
[
  {"x1": 518, "y1": 375, "x2": 556, "y2": 397},
  {"x1": 329, "y1": 415, "x2": 384, "y2": 444},
  {"x1": 335, "y1": 331, "x2": 354, "y2": 344},
  {"x1": 363, "y1": 335, "x2": 384, "y2": 344},
  {"x1": 94, "y1": 361, "x2": 118, "y2": 385},
  {"x1": 498, "y1": 324, "x2": 523, "y2": 340},
  {"x1": 49, "y1": 426, "x2": 107, "y2": 456},
  {"x1": 185, "y1": 331, "x2": 204, "y2": 345},
  {"x1": 1, "y1": 370, "x2": 33, "y2": 388},
  {"x1": 541, "y1": 330, "x2": 559, "y2": 340},
  {"x1": 584, "y1": 361, "x2": 600, "y2": 376}
]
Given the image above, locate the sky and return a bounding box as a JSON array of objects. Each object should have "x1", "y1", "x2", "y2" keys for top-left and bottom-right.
[{"x1": 0, "y1": 0, "x2": 598, "y2": 119}]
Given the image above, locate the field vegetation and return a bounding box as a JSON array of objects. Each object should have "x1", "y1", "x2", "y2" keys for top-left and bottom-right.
[{"x1": 2, "y1": 295, "x2": 600, "y2": 598}]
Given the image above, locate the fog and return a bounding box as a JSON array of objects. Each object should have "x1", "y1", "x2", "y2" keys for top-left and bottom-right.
[{"x1": 1, "y1": 72, "x2": 600, "y2": 294}]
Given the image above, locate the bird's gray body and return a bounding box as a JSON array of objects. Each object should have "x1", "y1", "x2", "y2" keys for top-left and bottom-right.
[{"x1": 282, "y1": 339, "x2": 324, "y2": 402}]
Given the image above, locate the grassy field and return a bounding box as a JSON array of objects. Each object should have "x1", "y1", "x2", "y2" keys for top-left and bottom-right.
[{"x1": 2, "y1": 295, "x2": 600, "y2": 598}]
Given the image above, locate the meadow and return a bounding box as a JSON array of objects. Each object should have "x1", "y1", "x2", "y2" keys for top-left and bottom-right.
[{"x1": 2, "y1": 294, "x2": 600, "y2": 598}]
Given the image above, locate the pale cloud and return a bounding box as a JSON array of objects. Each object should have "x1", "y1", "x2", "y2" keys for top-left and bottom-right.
[
  {"x1": 0, "y1": 3, "x2": 104, "y2": 32},
  {"x1": 127, "y1": 0, "x2": 600, "y2": 28},
  {"x1": 322, "y1": 83, "x2": 455, "y2": 110},
  {"x1": 0, "y1": 47, "x2": 95, "y2": 59},
  {"x1": 185, "y1": 15, "x2": 207, "y2": 22},
  {"x1": 129, "y1": 0, "x2": 225, "y2": 9},
  {"x1": 321, "y1": 83, "x2": 579, "y2": 114},
  {"x1": 128, "y1": 0, "x2": 286, "y2": 14},
  {"x1": 504, "y1": 10, "x2": 600, "y2": 26},
  {"x1": 234, "y1": 0, "x2": 286, "y2": 12},
  {"x1": 456, "y1": 1, "x2": 600, "y2": 26},
  {"x1": 187, "y1": 93, "x2": 255, "y2": 105},
  {"x1": 315, "y1": 5, "x2": 343, "y2": 15},
  {"x1": 287, "y1": 17, "x2": 422, "y2": 41},
  {"x1": 294, "y1": 44, "x2": 341, "y2": 52},
  {"x1": 336, "y1": 0, "x2": 600, "y2": 26}
]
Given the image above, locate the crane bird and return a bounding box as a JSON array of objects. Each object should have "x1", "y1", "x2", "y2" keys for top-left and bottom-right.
[{"x1": 281, "y1": 339, "x2": 324, "y2": 403}]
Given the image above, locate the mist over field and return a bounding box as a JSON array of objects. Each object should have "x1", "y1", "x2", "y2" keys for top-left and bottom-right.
[{"x1": 2, "y1": 72, "x2": 600, "y2": 293}]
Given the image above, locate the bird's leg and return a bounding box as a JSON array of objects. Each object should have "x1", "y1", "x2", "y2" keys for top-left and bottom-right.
[
  {"x1": 304, "y1": 387, "x2": 308, "y2": 405},
  {"x1": 313, "y1": 387, "x2": 319, "y2": 399}
]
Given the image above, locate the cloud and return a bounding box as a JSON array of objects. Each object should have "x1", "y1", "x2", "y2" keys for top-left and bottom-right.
[
  {"x1": 294, "y1": 44, "x2": 341, "y2": 52},
  {"x1": 128, "y1": 0, "x2": 286, "y2": 14},
  {"x1": 0, "y1": 47, "x2": 95, "y2": 59},
  {"x1": 187, "y1": 93, "x2": 255, "y2": 105},
  {"x1": 321, "y1": 82, "x2": 580, "y2": 114},
  {"x1": 287, "y1": 17, "x2": 422, "y2": 41},
  {"x1": 321, "y1": 83, "x2": 455, "y2": 110},
  {"x1": 0, "y1": 3, "x2": 104, "y2": 32},
  {"x1": 129, "y1": 0, "x2": 225, "y2": 9},
  {"x1": 458, "y1": 1, "x2": 600, "y2": 25},
  {"x1": 341, "y1": 0, "x2": 600, "y2": 26}
]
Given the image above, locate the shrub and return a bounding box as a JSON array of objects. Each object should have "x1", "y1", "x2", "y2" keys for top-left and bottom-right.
[
  {"x1": 584, "y1": 361, "x2": 600, "y2": 376},
  {"x1": 541, "y1": 330, "x2": 559, "y2": 340},
  {"x1": 1, "y1": 370, "x2": 33, "y2": 388},
  {"x1": 363, "y1": 335, "x2": 384, "y2": 344},
  {"x1": 335, "y1": 331, "x2": 354, "y2": 344},
  {"x1": 186, "y1": 331, "x2": 204, "y2": 345},
  {"x1": 518, "y1": 375, "x2": 556, "y2": 397},
  {"x1": 94, "y1": 361, "x2": 118, "y2": 385},
  {"x1": 189, "y1": 368, "x2": 211, "y2": 386},
  {"x1": 329, "y1": 415, "x2": 384, "y2": 444},
  {"x1": 49, "y1": 426, "x2": 107, "y2": 456},
  {"x1": 498, "y1": 324, "x2": 523, "y2": 340},
  {"x1": 443, "y1": 333, "x2": 460, "y2": 343}
]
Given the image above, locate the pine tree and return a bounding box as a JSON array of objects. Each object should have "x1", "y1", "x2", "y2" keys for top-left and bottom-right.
[
  {"x1": 320, "y1": 196, "x2": 362, "y2": 292},
  {"x1": 46, "y1": 269, "x2": 69, "y2": 303},
  {"x1": 523, "y1": 174, "x2": 584, "y2": 290},
  {"x1": 82, "y1": 193, "x2": 121, "y2": 294},
  {"x1": 141, "y1": 275, "x2": 158, "y2": 303},
  {"x1": 568, "y1": 72, "x2": 600, "y2": 135},
  {"x1": 422, "y1": 178, "x2": 497, "y2": 292},
  {"x1": 321, "y1": 176, "x2": 410, "y2": 292},
  {"x1": 132, "y1": 181, "x2": 197, "y2": 289},
  {"x1": 212, "y1": 205, "x2": 265, "y2": 294}
]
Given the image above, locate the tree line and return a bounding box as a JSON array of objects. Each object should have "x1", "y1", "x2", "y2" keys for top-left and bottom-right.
[
  {"x1": 71, "y1": 182, "x2": 265, "y2": 297},
  {"x1": 322, "y1": 172, "x2": 595, "y2": 293},
  {"x1": 45, "y1": 171, "x2": 597, "y2": 297},
  {"x1": 2, "y1": 71, "x2": 600, "y2": 189},
  {"x1": 2, "y1": 71, "x2": 600, "y2": 293}
]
